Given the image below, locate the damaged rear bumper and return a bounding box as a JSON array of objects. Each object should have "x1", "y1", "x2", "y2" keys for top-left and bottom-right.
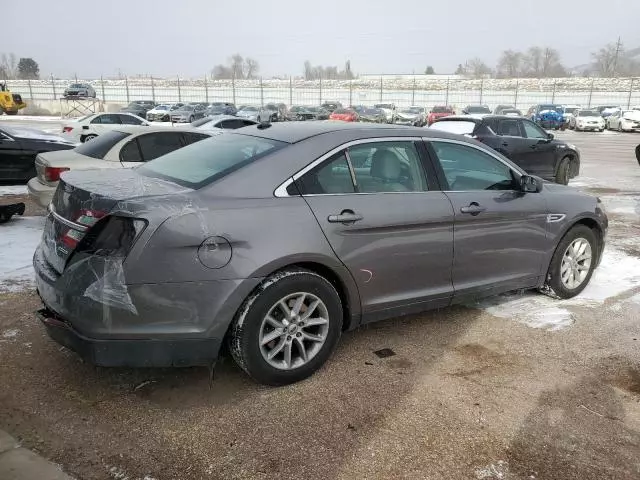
[{"x1": 37, "y1": 307, "x2": 220, "y2": 367}]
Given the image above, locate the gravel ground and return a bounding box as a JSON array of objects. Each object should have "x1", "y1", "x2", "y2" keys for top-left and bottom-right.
[{"x1": 0, "y1": 123, "x2": 639, "y2": 480}]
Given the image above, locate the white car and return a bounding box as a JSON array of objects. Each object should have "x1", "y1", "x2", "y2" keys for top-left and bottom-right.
[
  {"x1": 146, "y1": 103, "x2": 185, "y2": 122},
  {"x1": 562, "y1": 104, "x2": 580, "y2": 126},
  {"x1": 373, "y1": 103, "x2": 396, "y2": 123},
  {"x1": 189, "y1": 115, "x2": 258, "y2": 130},
  {"x1": 606, "y1": 109, "x2": 640, "y2": 132},
  {"x1": 61, "y1": 112, "x2": 148, "y2": 143},
  {"x1": 27, "y1": 126, "x2": 216, "y2": 208},
  {"x1": 572, "y1": 109, "x2": 605, "y2": 132}
]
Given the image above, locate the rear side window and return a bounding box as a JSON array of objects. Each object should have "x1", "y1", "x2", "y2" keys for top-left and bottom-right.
[
  {"x1": 182, "y1": 132, "x2": 211, "y2": 145},
  {"x1": 137, "y1": 132, "x2": 184, "y2": 161},
  {"x1": 74, "y1": 130, "x2": 131, "y2": 159},
  {"x1": 139, "y1": 133, "x2": 286, "y2": 188},
  {"x1": 429, "y1": 120, "x2": 477, "y2": 135},
  {"x1": 120, "y1": 114, "x2": 144, "y2": 125},
  {"x1": 120, "y1": 139, "x2": 142, "y2": 162},
  {"x1": 91, "y1": 114, "x2": 121, "y2": 125},
  {"x1": 496, "y1": 119, "x2": 523, "y2": 137}
]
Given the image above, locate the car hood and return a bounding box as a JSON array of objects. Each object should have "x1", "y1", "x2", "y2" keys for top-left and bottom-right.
[
  {"x1": 576, "y1": 116, "x2": 603, "y2": 121},
  {"x1": 237, "y1": 111, "x2": 258, "y2": 117},
  {"x1": 148, "y1": 108, "x2": 170, "y2": 114},
  {"x1": 397, "y1": 112, "x2": 418, "y2": 119}
]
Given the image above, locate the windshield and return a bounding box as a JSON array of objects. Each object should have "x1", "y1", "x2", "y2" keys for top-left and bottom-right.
[
  {"x1": 154, "y1": 105, "x2": 169, "y2": 111},
  {"x1": 265, "y1": 104, "x2": 278, "y2": 110},
  {"x1": 170, "y1": 104, "x2": 184, "y2": 110},
  {"x1": 432, "y1": 106, "x2": 451, "y2": 113},
  {"x1": 429, "y1": 120, "x2": 476, "y2": 135},
  {"x1": 564, "y1": 107, "x2": 579, "y2": 114},
  {"x1": 466, "y1": 106, "x2": 491, "y2": 113},
  {"x1": 240, "y1": 106, "x2": 258, "y2": 112},
  {"x1": 333, "y1": 109, "x2": 351, "y2": 114},
  {"x1": 400, "y1": 108, "x2": 420, "y2": 114},
  {"x1": 622, "y1": 111, "x2": 640, "y2": 119},
  {"x1": 578, "y1": 110, "x2": 599, "y2": 117},
  {"x1": 74, "y1": 130, "x2": 131, "y2": 159},
  {"x1": 289, "y1": 106, "x2": 305, "y2": 112},
  {"x1": 139, "y1": 133, "x2": 286, "y2": 188},
  {"x1": 374, "y1": 104, "x2": 393, "y2": 109},
  {"x1": 69, "y1": 83, "x2": 85, "y2": 88}
]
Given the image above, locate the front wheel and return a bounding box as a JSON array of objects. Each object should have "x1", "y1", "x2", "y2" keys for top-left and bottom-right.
[
  {"x1": 229, "y1": 269, "x2": 343, "y2": 386},
  {"x1": 544, "y1": 226, "x2": 598, "y2": 299},
  {"x1": 83, "y1": 134, "x2": 97, "y2": 142},
  {"x1": 555, "y1": 157, "x2": 571, "y2": 185}
]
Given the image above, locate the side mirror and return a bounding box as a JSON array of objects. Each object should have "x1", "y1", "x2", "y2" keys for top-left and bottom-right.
[
  {"x1": 520, "y1": 175, "x2": 542, "y2": 193},
  {"x1": 547, "y1": 133, "x2": 554, "y2": 140}
]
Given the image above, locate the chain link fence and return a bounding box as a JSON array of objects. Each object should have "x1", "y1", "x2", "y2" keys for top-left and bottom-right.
[{"x1": 4, "y1": 75, "x2": 640, "y2": 111}]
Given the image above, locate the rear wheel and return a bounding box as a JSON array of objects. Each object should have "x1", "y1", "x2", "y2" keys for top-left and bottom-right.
[
  {"x1": 229, "y1": 269, "x2": 343, "y2": 386},
  {"x1": 544, "y1": 226, "x2": 597, "y2": 299},
  {"x1": 555, "y1": 156, "x2": 571, "y2": 185}
]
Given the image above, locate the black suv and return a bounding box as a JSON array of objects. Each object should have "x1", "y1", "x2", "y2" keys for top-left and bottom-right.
[
  {"x1": 120, "y1": 100, "x2": 157, "y2": 118},
  {"x1": 431, "y1": 115, "x2": 580, "y2": 185}
]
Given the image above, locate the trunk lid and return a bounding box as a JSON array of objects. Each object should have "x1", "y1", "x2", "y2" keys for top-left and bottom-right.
[{"x1": 42, "y1": 169, "x2": 191, "y2": 274}]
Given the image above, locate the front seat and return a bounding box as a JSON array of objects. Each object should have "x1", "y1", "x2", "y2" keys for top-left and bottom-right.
[{"x1": 368, "y1": 149, "x2": 409, "y2": 192}]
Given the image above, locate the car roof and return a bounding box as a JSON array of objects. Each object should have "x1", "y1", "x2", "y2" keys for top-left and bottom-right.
[
  {"x1": 234, "y1": 121, "x2": 464, "y2": 144},
  {"x1": 435, "y1": 114, "x2": 522, "y2": 123},
  {"x1": 109, "y1": 125, "x2": 215, "y2": 135}
]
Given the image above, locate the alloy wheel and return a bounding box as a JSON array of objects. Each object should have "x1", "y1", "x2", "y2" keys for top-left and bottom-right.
[
  {"x1": 560, "y1": 238, "x2": 592, "y2": 289},
  {"x1": 259, "y1": 292, "x2": 330, "y2": 370}
]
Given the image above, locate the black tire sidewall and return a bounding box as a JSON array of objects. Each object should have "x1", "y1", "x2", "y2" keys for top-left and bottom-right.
[
  {"x1": 230, "y1": 270, "x2": 343, "y2": 386},
  {"x1": 547, "y1": 226, "x2": 598, "y2": 299},
  {"x1": 556, "y1": 157, "x2": 570, "y2": 185}
]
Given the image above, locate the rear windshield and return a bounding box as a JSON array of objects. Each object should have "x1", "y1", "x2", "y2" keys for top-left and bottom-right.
[
  {"x1": 466, "y1": 106, "x2": 491, "y2": 113},
  {"x1": 432, "y1": 106, "x2": 451, "y2": 113},
  {"x1": 73, "y1": 130, "x2": 131, "y2": 159},
  {"x1": 429, "y1": 120, "x2": 476, "y2": 135},
  {"x1": 138, "y1": 133, "x2": 286, "y2": 188},
  {"x1": 190, "y1": 118, "x2": 212, "y2": 127},
  {"x1": 333, "y1": 109, "x2": 350, "y2": 114}
]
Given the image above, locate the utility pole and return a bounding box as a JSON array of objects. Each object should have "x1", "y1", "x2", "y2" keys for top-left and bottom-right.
[{"x1": 612, "y1": 36, "x2": 622, "y2": 77}]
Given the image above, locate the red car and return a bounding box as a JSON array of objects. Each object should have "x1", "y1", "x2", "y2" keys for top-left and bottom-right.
[
  {"x1": 329, "y1": 108, "x2": 359, "y2": 122},
  {"x1": 427, "y1": 105, "x2": 455, "y2": 126}
]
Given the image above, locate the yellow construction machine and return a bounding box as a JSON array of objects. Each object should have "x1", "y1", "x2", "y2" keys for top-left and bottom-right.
[{"x1": 0, "y1": 82, "x2": 27, "y2": 115}]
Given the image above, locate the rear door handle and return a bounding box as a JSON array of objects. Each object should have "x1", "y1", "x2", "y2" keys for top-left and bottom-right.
[
  {"x1": 460, "y1": 202, "x2": 486, "y2": 215},
  {"x1": 327, "y1": 210, "x2": 363, "y2": 224}
]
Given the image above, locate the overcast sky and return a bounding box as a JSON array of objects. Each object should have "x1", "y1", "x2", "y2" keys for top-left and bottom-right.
[{"x1": 5, "y1": 0, "x2": 640, "y2": 78}]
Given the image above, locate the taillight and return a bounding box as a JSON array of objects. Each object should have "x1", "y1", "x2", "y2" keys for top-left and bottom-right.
[
  {"x1": 75, "y1": 216, "x2": 146, "y2": 257},
  {"x1": 63, "y1": 126, "x2": 73, "y2": 133},
  {"x1": 60, "y1": 209, "x2": 107, "y2": 249},
  {"x1": 44, "y1": 167, "x2": 70, "y2": 182}
]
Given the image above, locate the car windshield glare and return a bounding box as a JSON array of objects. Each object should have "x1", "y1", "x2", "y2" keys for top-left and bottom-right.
[
  {"x1": 578, "y1": 110, "x2": 599, "y2": 117},
  {"x1": 430, "y1": 120, "x2": 476, "y2": 135},
  {"x1": 138, "y1": 133, "x2": 286, "y2": 188},
  {"x1": 466, "y1": 106, "x2": 490, "y2": 113}
]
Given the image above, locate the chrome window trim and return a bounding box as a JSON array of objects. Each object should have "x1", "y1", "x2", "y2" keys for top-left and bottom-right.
[
  {"x1": 273, "y1": 136, "x2": 424, "y2": 197},
  {"x1": 0, "y1": 132, "x2": 15, "y2": 142}
]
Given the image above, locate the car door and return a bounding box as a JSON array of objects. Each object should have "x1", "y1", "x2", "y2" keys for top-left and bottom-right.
[
  {"x1": 293, "y1": 138, "x2": 455, "y2": 322},
  {"x1": 517, "y1": 119, "x2": 557, "y2": 179},
  {"x1": 426, "y1": 139, "x2": 548, "y2": 302},
  {"x1": 119, "y1": 132, "x2": 186, "y2": 168},
  {"x1": 119, "y1": 114, "x2": 145, "y2": 125},
  {"x1": 89, "y1": 114, "x2": 122, "y2": 136},
  {"x1": 480, "y1": 117, "x2": 529, "y2": 162},
  {"x1": 0, "y1": 130, "x2": 29, "y2": 181}
]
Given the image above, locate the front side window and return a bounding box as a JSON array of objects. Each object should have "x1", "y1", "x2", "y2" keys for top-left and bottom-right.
[
  {"x1": 522, "y1": 120, "x2": 548, "y2": 139},
  {"x1": 431, "y1": 141, "x2": 516, "y2": 191},
  {"x1": 120, "y1": 114, "x2": 144, "y2": 125},
  {"x1": 91, "y1": 114, "x2": 121, "y2": 125}
]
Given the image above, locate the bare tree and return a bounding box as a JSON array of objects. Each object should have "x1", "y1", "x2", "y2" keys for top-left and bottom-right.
[
  {"x1": 230, "y1": 54, "x2": 244, "y2": 79},
  {"x1": 212, "y1": 64, "x2": 233, "y2": 79},
  {"x1": 541, "y1": 47, "x2": 565, "y2": 77},
  {"x1": 304, "y1": 60, "x2": 313, "y2": 80},
  {"x1": 523, "y1": 47, "x2": 543, "y2": 77},
  {"x1": 0, "y1": 53, "x2": 18, "y2": 79},
  {"x1": 496, "y1": 50, "x2": 523, "y2": 77},
  {"x1": 591, "y1": 42, "x2": 620, "y2": 77},
  {"x1": 244, "y1": 57, "x2": 259, "y2": 79},
  {"x1": 466, "y1": 58, "x2": 492, "y2": 78}
]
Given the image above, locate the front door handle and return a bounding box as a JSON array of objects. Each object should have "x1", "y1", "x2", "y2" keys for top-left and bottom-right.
[
  {"x1": 327, "y1": 210, "x2": 363, "y2": 224},
  {"x1": 460, "y1": 202, "x2": 486, "y2": 215},
  {"x1": 529, "y1": 144, "x2": 538, "y2": 149}
]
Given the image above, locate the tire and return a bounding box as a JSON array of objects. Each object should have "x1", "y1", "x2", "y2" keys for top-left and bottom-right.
[
  {"x1": 555, "y1": 156, "x2": 571, "y2": 185},
  {"x1": 544, "y1": 225, "x2": 598, "y2": 299},
  {"x1": 229, "y1": 268, "x2": 343, "y2": 386},
  {"x1": 83, "y1": 134, "x2": 97, "y2": 142},
  {"x1": 5, "y1": 110, "x2": 17, "y2": 116},
  {"x1": 189, "y1": 116, "x2": 194, "y2": 123},
  {"x1": 618, "y1": 123, "x2": 622, "y2": 132}
]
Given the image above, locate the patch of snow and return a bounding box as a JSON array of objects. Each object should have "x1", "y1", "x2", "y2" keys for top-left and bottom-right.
[
  {"x1": 0, "y1": 217, "x2": 45, "y2": 292},
  {"x1": 476, "y1": 248, "x2": 640, "y2": 330},
  {"x1": 600, "y1": 129, "x2": 620, "y2": 135},
  {"x1": 600, "y1": 195, "x2": 639, "y2": 217},
  {"x1": 2, "y1": 329, "x2": 20, "y2": 338},
  {"x1": 475, "y1": 460, "x2": 510, "y2": 479},
  {"x1": 0, "y1": 185, "x2": 27, "y2": 195},
  {"x1": 0, "y1": 115, "x2": 61, "y2": 122}
]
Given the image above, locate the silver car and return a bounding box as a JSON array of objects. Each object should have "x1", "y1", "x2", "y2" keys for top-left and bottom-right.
[{"x1": 34, "y1": 123, "x2": 607, "y2": 385}]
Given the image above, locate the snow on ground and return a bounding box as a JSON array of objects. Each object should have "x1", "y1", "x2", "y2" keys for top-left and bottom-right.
[
  {"x1": 0, "y1": 185, "x2": 28, "y2": 195},
  {"x1": 476, "y1": 248, "x2": 640, "y2": 330},
  {"x1": 600, "y1": 194, "x2": 640, "y2": 216},
  {"x1": 0, "y1": 115, "x2": 61, "y2": 122},
  {"x1": 0, "y1": 217, "x2": 45, "y2": 292}
]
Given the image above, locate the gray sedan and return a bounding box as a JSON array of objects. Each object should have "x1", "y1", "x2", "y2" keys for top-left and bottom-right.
[{"x1": 34, "y1": 123, "x2": 607, "y2": 385}]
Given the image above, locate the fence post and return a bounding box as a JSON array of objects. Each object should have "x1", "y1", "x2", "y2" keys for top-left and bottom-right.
[
  {"x1": 514, "y1": 79, "x2": 519, "y2": 107},
  {"x1": 379, "y1": 76, "x2": 383, "y2": 102},
  {"x1": 551, "y1": 79, "x2": 557, "y2": 103},
  {"x1": 204, "y1": 75, "x2": 208, "y2": 103},
  {"x1": 177, "y1": 75, "x2": 181, "y2": 102},
  {"x1": 289, "y1": 76, "x2": 293, "y2": 106},
  {"x1": 51, "y1": 74, "x2": 56, "y2": 100},
  {"x1": 587, "y1": 78, "x2": 594, "y2": 108},
  {"x1": 232, "y1": 74, "x2": 236, "y2": 105},
  {"x1": 445, "y1": 77, "x2": 450, "y2": 106},
  {"x1": 100, "y1": 75, "x2": 106, "y2": 102},
  {"x1": 628, "y1": 78, "x2": 634, "y2": 109},
  {"x1": 349, "y1": 80, "x2": 353, "y2": 107},
  {"x1": 260, "y1": 77, "x2": 264, "y2": 106},
  {"x1": 151, "y1": 75, "x2": 156, "y2": 103},
  {"x1": 479, "y1": 78, "x2": 484, "y2": 104},
  {"x1": 411, "y1": 76, "x2": 416, "y2": 105},
  {"x1": 125, "y1": 76, "x2": 130, "y2": 103},
  {"x1": 319, "y1": 73, "x2": 322, "y2": 105},
  {"x1": 27, "y1": 79, "x2": 33, "y2": 100}
]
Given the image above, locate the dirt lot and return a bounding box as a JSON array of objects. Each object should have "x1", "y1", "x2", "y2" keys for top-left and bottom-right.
[{"x1": 0, "y1": 126, "x2": 639, "y2": 480}]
